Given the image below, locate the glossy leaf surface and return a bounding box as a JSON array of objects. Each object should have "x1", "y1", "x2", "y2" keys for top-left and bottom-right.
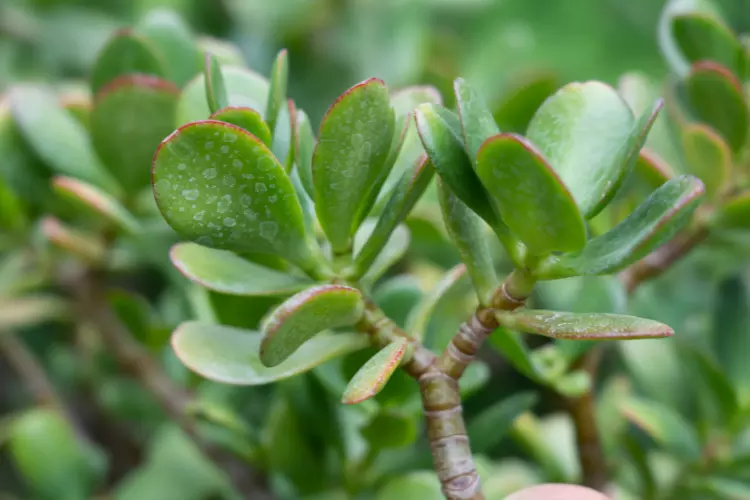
[
  {"x1": 341, "y1": 338, "x2": 408, "y2": 404},
  {"x1": 209, "y1": 106, "x2": 271, "y2": 147},
  {"x1": 90, "y1": 29, "x2": 165, "y2": 93}
]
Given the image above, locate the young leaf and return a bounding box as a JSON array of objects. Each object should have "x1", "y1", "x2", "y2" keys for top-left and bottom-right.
[
  {"x1": 90, "y1": 29, "x2": 166, "y2": 93},
  {"x1": 405, "y1": 264, "x2": 467, "y2": 341},
  {"x1": 137, "y1": 8, "x2": 201, "y2": 87},
  {"x1": 437, "y1": 180, "x2": 498, "y2": 305},
  {"x1": 0, "y1": 296, "x2": 69, "y2": 330},
  {"x1": 260, "y1": 285, "x2": 365, "y2": 367},
  {"x1": 209, "y1": 106, "x2": 272, "y2": 147},
  {"x1": 170, "y1": 242, "x2": 313, "y2": 296},
  {"x1": 341, "y1": 338, "x2": 408, "y2": 404},
  {"x1": 496, "y1": 310, "x2": 674, "y2": 340},
  {"x1": 713, "y1": 277, "x2": 750, "y2": 396},
  {"x1": 294, "y1": 109, "x2": 315, "y2": 198},
  {"x1": 152, "y1": 120, "x2": 322, "y2": 273},
  {"x1": 52, "y1": 177, "x2": 140, "y2": 234},
  {"x1": 681, "y1": 123, "x2": 731, "y2": 199},
  {"x1": 312, "y1": 78, "x2": 395, "y2": 253},
  {"x1": 172, "y1": 321, "x2": 369, "y2": 385},
  {"x1": 271, "y1": 100, "x2": 296, "y2": 171},
  {"x1": 714, "y1": 190, "x2": 750, "y2": 229},
  {"x1": 621, "y1": 397, "x2": 702, "y2": 460},
  {"x1": 489, "y1": 328, "x2": 546, "y2": 383},
  {"x1": 353, "y1": 156, "x2": 434, "y2": 277},
  {"x1": 204, "y1": 53, "x2": 228, "y2": 114},
  {"x1": 673, "y1": 13, "x2": 745, "y2": 77},
  {"x1": 476, "y1": 133, "x2": 587, "y2": 254},
  {"x1": 454, "y1": 78, "x2": 499, "y2": 159},
  {"x1": 526, "y1": 81, "x2": 636, "y2": 218},
  {"x1": 176, "y1": 66, "x2": 269, "y2": 125},
  {"x1": 9, "y1": 86, "x2": 120, "y2": 194},
  {"x1": 468, "y1": 392, "x2": 538, "y2": 454},
  {"x1": 266, "y1": 49, "x2": 288, "y2": 135},
  {"x1": 354, "y1": 221, "x2": 410, "y2": 286},
  {"x1": 90, "y1": 75, "x2": 179, "y2": 194},
  {"x1": 538, "y1": 175, "x2": 704, "y2": 278},
  {"x1": 686, "y1": 61, "x2": 749, "y2": 152},
  {"x1": 493, "y1": 71, "x2": 559, "y2": 133}
]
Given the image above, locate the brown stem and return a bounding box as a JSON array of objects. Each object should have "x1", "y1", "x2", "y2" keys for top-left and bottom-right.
[{"x1": 61, "y1": 266, "x2": 273, "y2": 500}]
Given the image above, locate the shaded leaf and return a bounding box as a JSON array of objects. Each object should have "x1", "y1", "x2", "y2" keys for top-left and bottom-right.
[
  {"x1": 271, "y1": 100, "x2": 295, "y2": 171},
  {"x1": 406, "y1": 264, "x2": 467, "y2": 341},
  {"x1": 621, "y1": 397, "x2": 701, "y2": 460},
  {"x1": 361, "y1": 410, "x2": 418, "y2": 449},
  {"x1": 137, "y1": 8, "x2": 201, "y2": 87},
  {"x1": 489, "y1": 328, "x2": 545, "y2": 383},
  {"x1": 680, "y1": 343, "x2": 738, "y2": 426},
  {"x1": 713, "y1": 190, "x2": 750, "y2": 229},
  {"x1": 172, "y1": 321, "x2": 369, "y2": 385},
  {"x1": 342, "y1": 338, "x2": 408, "y2": 404},
  {"x1": 261, "y1": 285, "x2": 365, "y2": 366},
  {"x1": 493, "y1": 71, "x2": 559, "y2": 133},
  {"x1": 673, "y1": 13, "x2": 745, "y2": 77},
  {"x1": 354, "y1": 220, "x2": 410, "y2": 286},
  {"x1": 0, "y1": 296, "x2": 68, "y2": 330},
  {"x1": 294, "y1": 109, "x2": 315, "y2": 198},
  {"x1": 170, "y1": 242, "x2": 313, "y2": 296},
  {"x1": 52, "y1": 177, "x2": 140, "y2": 234},
  {"x1": 204, "y1": 53, "x2": 228, "y2": 114},
  {"x1": 681, "y1": 123, "x2": 731, "y2": 199},
  {"x1": 266, "y1": 49, "x2": 288, "y2": 136},
  {"x1": 41, "y1": 217, "x2": 105, "y2": 264},
  {"x1": 373, "y1": 276, "x2": 423, "y2": 328},
  {"x1": 90, "y1": 29, "x2": 165, "y2": 94},
  {"x1": 468, "y1": 392, "x2": 538, "y2": 454},
  {"x1": 714, "y1": 277, "x2": 750, "y2": 397},
  {"x1": 209, "y1": 106, "x2": 271, "y2": 147},
  {"x1": 459, "y1": 361, "x2": 491, "y2": 398}
]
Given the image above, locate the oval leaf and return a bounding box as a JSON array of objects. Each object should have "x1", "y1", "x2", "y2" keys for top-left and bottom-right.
[
  {"x1": 260, "y1": 285, "x2": 365, "y2": 367},
  {"x1": 52, "y1": 177, "x2": 140, "y2": 234},
  {"x1": 454, "y1": 77, "x2": 500, "y2": 160},
  {"x1": 90, "y1": 29, "x2": 166, "y2": 93},
  {"x1": 172, "y1": 321, "x2": 369, "y2": 385},
  {"x1": 136, "y1": 9, "x2": 201, "y2": 87},
  {"x1": 209, "y1": 106, "x2": 271, "y2": 147},
  {"x1": 493, "y1": 71, "x2": 559, "y2": 133},
  {"x1": 477, "y1": 133, "x2": 586, "y2": 254},
  {"x1": 406, "y1": 264, "x2": 467, "y2": 341},
  {"x1": 91, "y1": 75, "x2": 179, "y2": 194},
  {"x1": 152, "y1": 120, "x2": 320, "y2": 272},
  {"x1": 714, "y1": 190, "x2": 750, "y2": 229},
  {"x1": 673, "y1": 13, "x2": 745, "y2": 77},
  {"x1": 312, "y1": 78, "x2": 395, "y2": 252},
  {"x1": 468, "y1": 392, "x2": 538, "y2": 454},
  {"x1": 621, "y1": 397, "x2": 702, "y2": 460},
  {"x1": 496, "y1": 310, "x2": 674, "y2": 340},
  {"x1": 266, "y1": 49, "x2": 288, "y2": 135},
  {"x1": 204, "y1": 52, "x2": 228, "y2": 114},
  {"x1": 341, "y1": 338, "x2": 408, "y2": 404},
  {"x1": 170, "y1": 242, "x2": 313, "y2": 296},
  {"x1": 681, "y1": 123, "x2": 731, "y2": 199}
]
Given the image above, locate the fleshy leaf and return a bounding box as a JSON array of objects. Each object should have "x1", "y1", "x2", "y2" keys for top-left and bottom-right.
[
  {"x1": 90, "y1": 29, "x2": 165, "y2": 93},
  {"x1": 635, "y1": 149, "x2": 673, "y2": 188},
  {"x1": 354, "y1": 220, "x2": 410, "y2": 286},
  {"x1": 312, "y1": 78, "x2": 395, "y2": 252},
  {"x1": 507, "y1": 485, "x2": 607, "y2": 500},
  {"x1": 260, "y1": 285, "x2": 365, "y2": 367},
  {"x1": 265, "y1": 49, "x2": 288, "y2": 136},
  {"x1": 406, "y1": 264, "x2": 467, "y2": 341},
  {"x1": 493, "y1": 72, "x2": 559, "y2": 133},
  {"x1": 686, "y1": 61, "x2": 749, "y2": 152},
  {"x1": 489, "y1": 328, "x2": 546, "y2": 383},
  {"x1": 295, "y1": 109, "x2": 315, "y2": 198},
  {"x1": 477, "y1": 133, "x2": 586, "y2": 254},
  {"x1": 176, "y1": 66, "x2": 269, "y2": 125},
  {"x1": 437, "y1": 180, "x2": 498, "y2": 304},
  {"x1": 209, "y1": 106, "x2": 271, "y2": 147},
  {"x1": 52, "y1": 177, "x2": 140, "y2": 234},
  {"x1": 714, "y1": 190, "x2": 750, "y2": 229},
  {"x1": 152, "y1": 120, "x2": 321, "y2": 272},
  {"x1": 204, "y1": 53, "x2": 228, "y2": 114},
  {"x1": 170, "y1": 242, "x2": 313, "y2": 296},
  {"x1": 41, "y1": 217, "x2": 105, "y2": 264},
  {"x1": 361, "y1": 410, "x2": 418, "y2": 450},
  {"x1": 9, "y1": 86, "x2": 120, "y2": 194},
  {"x1": 673, "y1": 13, "x2": 745, "y2": 77},
  {"x1": 0, "y1": 295, "x2": 69, "y2": 329},
  {"x1": 621, "y1": 397, "x2": 701, "y2": 460},
  {"x1": 136, "y1": 9, "x2": 201, "y2": 87},
  {"x1": 353, "y1": 156, "x2": 434, "y2": 277},
  {"x1": 454, "y1": 78, "x2": 499, "y2": 160},
  {"x1": 341, "y1": 338, "x2": 408, "y2": 404},
  {"x1": 271, "y1": 99, "x2": 296, "y2": 171},
  {"x1": 539, "y1": 175, "x2": 704, "y2": 278},
  {"x1": 496, "y1": 310, "x2": 674, "y2": 340},
  {"x1": 681, "y1": 123, "x2": 731, "y2": 199},
  {"x1": 468, "y1": 392, "x2": 538, "y2": 454},
  {"x1": 172, "y1": 321, "x2": 369, "y2": 385},
  {"x1": 526, "y1": 81, "x2": 637, "y2": 218},
  {"x1": 91, "y1": 75, "x2": 179, "y2": 194}
]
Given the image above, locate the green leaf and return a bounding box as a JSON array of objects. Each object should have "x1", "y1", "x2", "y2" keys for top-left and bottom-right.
[
  {"x1": 496, "y1": 310, "x2": 674, "y2": 340},
  {"x1": 9, "y1": 85, "x2": 120, "y2": 194},
  {"x1": 635, "y1": 149, "x2": 674, "y2": 189},
  {"x1": 312, "y1": 78, "x2": 395, "y2": 252},
  {"x1": 137, "y1": 8, "x2": 201, "y2": 87},
  {"x1": 90, "y1": 29, "x2": 166, "y2": 94},
  {"x1": 714, "y1": 190, "x2": 750, "y2": 229},
  {"x1": 209, "y1": 106, "x2": 271, "y2": 147},
  {"x1": 686, "y1": 61, "x2": 749, "y2": 152},
  {"x1": 375, "y1": 472, "x2": 441, "y2": 500},
  {"x1": 261, "y1": 285, "x2": 365, "y2": 367},
  {"x1": 489, "y1": 328, "x2": 545, "y2": 383},
  {"x1": 361, "y1": 410, "x2": 418, "y2": 449},
  {"x1": 454, "y1": 77, "x2": 499, "y2": 160},
  {"x1": 658, "y1": 0, "x2": 720, "y2": 76},
  {"x1": 679, "y1": 343, "x2": 738, "y2": 426},
  {"x1": 459, "y1": 361, "x2": 491, "y2": 398},
  {"x1": 271, "y1": 99, "x2": 295, "y2": 171},
  {"x1": 52, "y1": 177, "x2": 140, "y2": 234},
  {"x1": 0, "y1": 174, "x2": 26, "y2": 232},
  {"x1": 354, "y1": 220, "x2": 411, "y2": 286},
  {"x1": 526, "y1": 81, "x2": 638, "y2": 218},
  {"x1": 405, "y1": 264, "x2": 467, "y2": 341},
  {"x1": 152, "y1": 120, "x2": 323, "y2": 273},
  {"x1": 204, "y1": 53, "x2": 228, "y2": 114},
  {"x1": 437, "y1": 180, "x2": 498, "y2": 304},
  {"x1": 673, "y1": 13, "x2": 745, "y2": 77},
  {"x1": 681, "y1": 123, "x2": 731, "y2": 199},
  {"x1": 266, "y1": 49, "x2": 288, "y2": 136},
  {"x1": 415, "y1": 104, "x2": 500, "y2": 229},
  {"x1": 172, "y1": 321, "x2": 369, "y2": 385},
  {"x1": 294, "y1": 109, "x2": 315, "y2": 199},
  {"x1": 0, "y1": 296, "x2": 68, "y2": 330},
  {"x1": 539, "y1": 175, "x2": 704, "y2": 278},
  {"x1": 353, "y1": 156, "x2": 433, "y2": 277},
  {"x1": 714, "y1": 277, "x2": 750, "y2": 398},
  {"x1": 342, "y1": 338, "x2": 408, "y2": 404},
  {"x1": 373, "y1": 276, "x2": 423, "y2": 328},
  {"x1": 493, "y1": 71, "x2": 559, "y2": 133},
  {"x1": 477, "y1": 133, "x2": 586, "y2": 254},
  {"x1": 170, "y1": 242, "x2": 313, "y2": 296},
  {"x1": 91, "y1": 75, "x2": 179, "y2": 194},
  {"x1": 506, "y1": 485, "x2": 608, "y2": 500},
  {"x1": 468, "y1": 392, "x2": 538, "y2": 454},
  {"x1": 621, "y1": 397, "x2": 701, "y2": 460},
  {"x1": 176, "y1": 66, "x2": 269, "y2": 126}
]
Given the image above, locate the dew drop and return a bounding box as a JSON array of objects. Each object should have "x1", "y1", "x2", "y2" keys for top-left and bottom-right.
[
  {"x1": 244, "y1": 209, "x2": 257, "y2": 220},
  {"x1": 220, "y1": 145, "x2": 230, "y2": 154},
  {"x1": 224, "y1": 132, "x2": 238, "y2": 143},
  {"x1": 223, "y1": 175, "x2": 236, "y2": 187},
  {"x1": 241, "y1": 194, "x2": 252, "y2": 207},
  {"x1": 223, "y1": 217, "x2": 237, "y2": 227},
  {"x1": 260, "y1": 221, "x2": 278, "y2": 240},
  {"x1": 203, "y1": 168, "x2": 217, "y2": 180},
  {"x1": 193, "y1": 211, "x2": 205, "y2": 221},
  {"x1": 182, "y1": 189, "x2": 199, "y2": 201},
  {"x1": 232, "y1": 159, "x2": 243, "y2": 168},
  {"x1": 206, "y1": 141, "x2": 215, "y2": 149},
  {"x1": 255, "y1": 183, "x2": 267, "y2": 193},
  {"x1": 177, "y1": 163, "x2": 187, "y2": 171},
  {"x1": 217, "y1": 194, "x2": 232, "y2": 213}
]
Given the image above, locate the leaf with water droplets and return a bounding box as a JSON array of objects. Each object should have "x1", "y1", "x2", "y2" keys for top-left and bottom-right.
[
  {"x1": 681, "y1": 123, "x2": 731, "y2": 199},
  {"x1": 152, "y1": 120, "x2": 322, "y2": 272},
  {"x1": 172, "y1": 321, "x2": 369, "y2": 385},
  {"x1": 341, "y1": 338, "x2": 408, "y2": 404},
  {"x1": 204, "y1": 53, "x2": 228, "y2": 114},
  {"x1": 266, "y1": 49, "x2": 288, "y2": 135},
  {"x1": 90, "y1": 29, "x2": 166, "y2": 93},
  {"x1": 91, "y1": 75, "x2": 179, "y2": 194},
  {"x1": 170, "y1": 242, "x2": 313, "y2": 296},
  {"x1": 496, "y1": 309, "x2": 674, "y2": 340},
  {"x1": 312, "y1": 78, "x2": 395, "y2": 253},
  {"x1": 209, "y1": 106, "x2": 271, "y2": 147},
  {"x1": 260, "y1": 285, "x2": 365, "y2": 367},
  {"x1": 52, "y1": 177, "x2": 140, "y2": 234}
]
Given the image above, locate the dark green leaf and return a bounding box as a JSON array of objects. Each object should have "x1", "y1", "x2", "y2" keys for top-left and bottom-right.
[
  {"x1": 679, "y1": 343, "x2": 738, "y2": 426},
  {"x1": 266, "y1": 49, "x2": 288, "y2": 136},
  {"x1": 137, "y1": 9, "x2": 201, "y2": 87},
  {"x1": 714, "y1": 190, "x2": 750, "y2": 229},
  {"x1": 204, "y1": 53, "x2": 228, "y2": 114},
  {"x1": 714, "y1": 277, "x2": 750, "y2": 395},
  {"x1": 468, "y1": 392, "x2": 538, "y2": 454},
  {"x1": 373, "y1": 276, "x2": 423, "y2": 328},
  {"x1": 459, "y1": 361, "x2": 491, "y2": 398},
  {"x1": 90, "y1": 29, "x2": 166, "y2": 94},
  {"x1": 493, "y1": 72, "x2": 559, "y2": 133},
  {"x1": 489, "y1": 328, "x2": 545, "y2": 383},
  {"x1": 406, "y1": 264, "x2": 467, "y2": 341},
  {"x1": 52, "y1": 176, "x2": 140, "y2": 234},
  {"x1": 209, "y1": 106, "x2": 271, "y2": 147},
  {"x1": 681, "y1": 123, "x2": 731, "y2": 199},
  {"x1": 621, "y1": 397, "x2": 701, "y2": 460},
  {"x1": 261, "y1": 285, "x2": 365, "y2": 366},
  {"x1": 172, "y1": 321, "x2": 369, "y2": 385},
  {"x1": 673, "y1": 13, "x2": 745, "y2": 77},
  {"x1": 342, "y1": 338, "x2": 408, "y2": 404},
  {"x1": 361, "y1": 410, "x2": 418, "y2": 449}
]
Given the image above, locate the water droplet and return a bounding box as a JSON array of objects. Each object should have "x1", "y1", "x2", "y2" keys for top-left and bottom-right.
[
  {"x1": 232, "y1": 159, "x2": 243, "y2": 168},
  {"x1": 242, "y1": 173, "x2": 254, "y2": 180},
  {"x1": 257, "y1": 157, "x2": 274, "y2": 171},
  {"x1": 222, "y1": 175, "x2": 236, "y2": 187},
  {"x1": 203, "y1": 168, "x2": 217, "y2": 180},
  {"x1": 182, "y1": 189, "x2": 199, "y2": 201},
  {"x1": 193, "y1": 211, "x2": 205, "y2": 221},
  {"x1": 255, "y1": 183, "x2": 267, "y2": 193},
  {"x1": 224, "y1": 132, "x2": 238, "y2": 143},
  {"x1": 204, "y1": 154, "x2": 211, "y2": 161},
  {"x1": 178, "y1": 163, "x2": 187, "y2": 171},
  {"x1": 206, "y1": 141, "x2": 215, "y2": 149},
  {"x1": 220, "y1": 145, "x2": 230, "y2": 154},
  {"x1": 241, "y1": 195, "x2": 252, "y2": 207},
  {"x1": 244, "y1": 209, "x2": 257, "y2": 220},
  {"x1": 154, "y1": 179, "x2": 171, "y2": 192},
  {"x1": 217, "y1": 194, "x2": 232, "y2": 213},
  {"x1": 268, "y1": 195, "x2": 277, "y2": 203},
  {"x1": 223, "y1": 217, "x2": 237, "y2": 227},
  {"x1": 260, "y1": 221, "x2": 278, "y2": 240}
]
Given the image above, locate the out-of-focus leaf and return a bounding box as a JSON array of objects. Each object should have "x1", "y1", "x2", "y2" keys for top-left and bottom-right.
[
  {"x1": 713, "y1": 191, "x2": 750, "y2": 229},
  {"x1": 137, "y1": 8, "x2": 201, "y2": 87},
  {"x1": 0, "y1": 296, "x2": 68, "y2": 330},
  {"x1": 261, "y1": 285, "x2": 365, "y2": 366},
  {"x1": 172, "y1": 321, "x2": 369, "y2": 385},
  {"x1": 52, "y1": 177, "x2": 140, "y2": 234},
  {"x1": 714, "y1": 277, "x2": 750, "y2": 399},
  {"x1": 266, "y1": 49, "x2": 288, "y2": 135},
  {"x1": 41, "y1": 217, "x2": 105, "y2": 264},
  {"x1": 468, "y1": 392, "x2": 538, "y2": 454},
  {"x1": 294, "y1": 109, "x2": 315, "y2": 199},
  {"x1": 506, "y1": 484, "x2": 608, "y2": 500},
  {"x1": 489, "y1": 329, "x2": 545, "y2": 383},
  {"x1": 271, "y1": 100, "x2": 296, "y2": 172},
  {"x1": 681, "y1": 123, "x2": 730, "y2": 200},
  {"x1": 209, "y1": 106, "x2": 271, "y2": 146},
  {"x1": 375, "y1": 472, "x2": 442, "y2": 500},
  {"x1": 90, "y1": 29, "x2": 166, "y2": 94},
  {"x1": 373, "y1": 276, "x2": 423, "y2": 327},
  {"x1": 342, "y1": 338, "x2": 408, "y2": 404},
  {"x1": 354, "y1": 220, "x2": 410, "y2": 286},
  {"x1": 493, "y1": 72, "x2": 559, "y2": 133},
  {"x1": 361, "y1": 410, "x2": 418, "y2": 449},
  {"x1": 673, "y1": 13, "x2": 745, "y2": 77},
  {"x1": 459, "y1": 361, "x2": 491, "y2": 398},
  {"x1": 454, "y1": 77, "x2": 500, "y2": 160},
  {"x1": 406, "y1": 264, "x2": 467, "y2": 341},
  {"x1": 680, "y1": 343, "x2": 738, "y2": 426},
  {"x1": 621, "y1": 397, "x2": 701, "y2": 460}
]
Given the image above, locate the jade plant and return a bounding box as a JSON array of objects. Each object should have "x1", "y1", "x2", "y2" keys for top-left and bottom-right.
[{"x1": 150, "y1": 22, "x2": 707, "y2": 495}]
